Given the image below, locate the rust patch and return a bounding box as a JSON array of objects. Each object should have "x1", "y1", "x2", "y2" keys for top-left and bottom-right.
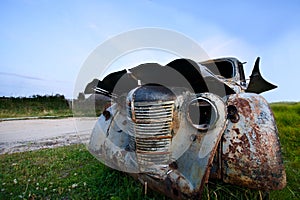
[
  {"x1": 231, "y1": 96, "x2": 254, "y2": 122},
  {"x1": 223, "y1": 94, "x2": 286, "y2": 190},
  {"x1": 232, "y1": 128, "x2": 240, "y2": 135},
  {"x1": 102, "y1": 110, "x2": 111, "y2": 121},
  {"x1": 171, "y1": 110, "x2": 180, "y2": 135}
]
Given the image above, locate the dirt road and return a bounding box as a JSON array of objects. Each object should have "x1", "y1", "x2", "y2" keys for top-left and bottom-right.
[{"x1": 0, "y1": 117, "x2": 97, "y2": 154}]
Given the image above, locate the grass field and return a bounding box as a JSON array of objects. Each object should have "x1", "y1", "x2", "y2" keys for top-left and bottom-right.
[
  {"x1": 0, "y1": 102, "x2": 299, "y2": 199},
  {"x1": 269, "y1": 102, "x2": 300, "y2": 200}
]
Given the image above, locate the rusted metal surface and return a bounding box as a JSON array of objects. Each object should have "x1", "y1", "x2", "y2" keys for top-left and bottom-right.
[
  {"x1": 127, "y1": 85, "x2": 175, "y2": 172},
  {"x1": 222, "y1": 93, "x2": 286, "y2": 190},
  {"x1": 128, "y1": 92, "x2": 228, "y2": 199},
  {"x1": 86, "y1": 57, "x2": 286, "y2": 199},
  {"x1": 89, "y1": 87, "x2": 227, "y2": 199}
]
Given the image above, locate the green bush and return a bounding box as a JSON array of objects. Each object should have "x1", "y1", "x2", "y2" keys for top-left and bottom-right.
[{"x1": 0, "y1": 94, "x2": 72, "y2": 118}]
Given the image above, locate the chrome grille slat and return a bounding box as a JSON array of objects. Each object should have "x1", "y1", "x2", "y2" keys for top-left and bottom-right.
[
  {"x1": 127, "y1": 98, "x2": 174, "y2": 171},
  {"x1": 135, "y1": 133, "x2": 170, "y2": 137},
  {"x1": 134, "y1": 112, "x2": 173, "y2": 118},
  {"x1": 133, "y1": 100, "x2": 175, "y2": 106},
  {"x1": 134, "y1": 127, "x2": 170, "y2": 132}
]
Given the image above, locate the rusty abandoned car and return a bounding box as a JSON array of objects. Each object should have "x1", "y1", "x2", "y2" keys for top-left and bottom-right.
[{"x1": 85, "y1": 57, "x2": 286, "y2": 199}]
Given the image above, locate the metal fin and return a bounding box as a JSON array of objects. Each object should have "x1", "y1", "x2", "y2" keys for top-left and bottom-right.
[{"x1": 246, "y1": 57, "x2": 277, "y2": 94}]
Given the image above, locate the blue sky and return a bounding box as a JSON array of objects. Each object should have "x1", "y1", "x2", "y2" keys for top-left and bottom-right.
[{"x1": 0, "y1": 0, "x2": 299, "y2": 102}]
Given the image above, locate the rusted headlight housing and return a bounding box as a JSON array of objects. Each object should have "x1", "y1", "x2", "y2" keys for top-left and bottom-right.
[{"x1": 187, "y1": 97, "x2": 217, "y2": 130}]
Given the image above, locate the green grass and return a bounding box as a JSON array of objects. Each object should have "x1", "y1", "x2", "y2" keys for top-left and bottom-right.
[
  {"x1": 0, "y1": 145, "x2": 166, "y2": 200},
  {"x1": 0, "y1": 145, "x2": 270, "y2": 200},
  {"x1": 0, "y1": 102, "x2": 299, "y2": 199},
  {"x1": 269, "y1": 102, "x2": 300, "y2": 200}
]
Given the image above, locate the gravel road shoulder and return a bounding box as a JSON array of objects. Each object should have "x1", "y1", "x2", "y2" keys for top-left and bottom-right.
[{"x1": 0, "y1": 117, "x2": 97, "y2": 154}]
